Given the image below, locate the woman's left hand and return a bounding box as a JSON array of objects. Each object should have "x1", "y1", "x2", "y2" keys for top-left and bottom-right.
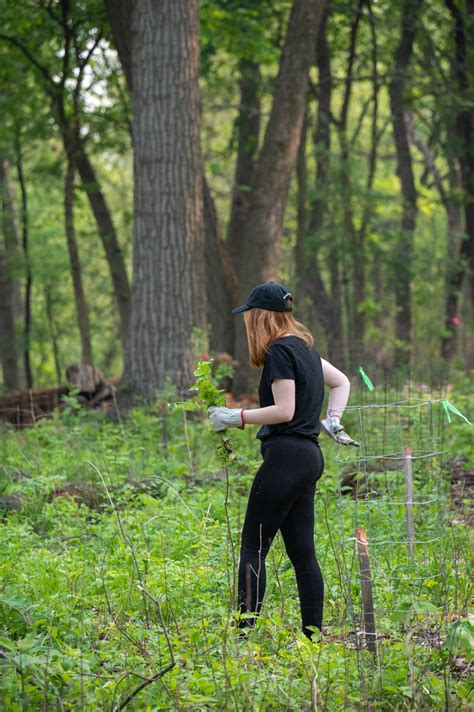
[
  {"x1": 208, "y1": 406, "x2": 245, "y2": 432},
  {"x1": 320, "y1": 416, "x2": 360, "y2": 447}
]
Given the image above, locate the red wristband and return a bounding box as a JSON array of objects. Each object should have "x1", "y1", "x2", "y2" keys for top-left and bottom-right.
[{"x1": 240, "y1": 409, "x2": 245, "y2": 429}]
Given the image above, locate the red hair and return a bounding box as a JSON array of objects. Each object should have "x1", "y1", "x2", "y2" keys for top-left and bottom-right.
[{"x1": 243, "y1": 307, "x2": 313, "y2": 367}]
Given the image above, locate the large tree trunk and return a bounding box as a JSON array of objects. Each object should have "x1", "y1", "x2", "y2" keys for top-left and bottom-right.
[
  {"x1": 388, "y1": 0, "x2": 421, "y2": 366},
  {"x1": 0, "y1": 158, "x2": 24, "y2": 387},
  {"x1": 64, "y1": 152, "x2": 93, "y2": 365},
  {"x1": 232, "y1": 0, "x2": 327, "y2": 394},
  {"x1": 75, "y1": 149, "x2": 131, "y2": 347},
  {"x1": 104, "y1": 0, "x2": 234, "y2": 359},
  {"x1": 122, "y1": 0, "x2": 207, "y2": 400}
]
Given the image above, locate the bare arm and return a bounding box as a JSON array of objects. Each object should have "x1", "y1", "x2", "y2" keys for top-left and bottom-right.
[
  {"x1": 321, "y1": 358, "x2": 350, "y2": 419},
  {"x1": 242, "y1": 379, "x2": 295, "y2": 425}
]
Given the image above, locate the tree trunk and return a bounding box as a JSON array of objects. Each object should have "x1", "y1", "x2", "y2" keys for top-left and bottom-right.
[
  {"x1": 227, "y1": 59, "x2": 261, "y2": 268},
  {"x1": 75, "y1": 149, "x2": 131, "y2": 347},
  {"x1": 306, "y1": 7, "x2": 345, "y2": 367},
  {"x1": 0, "y1": 158, "x2": 24, "y2": 387},
  {"x1": 122, "y1": 0, "x2": 207, "y2": 401},
  {"x1": 444, "y1": 0, "x2": 474, "y2": 364},
  {"x1": 406, "y1": 111, "x2": 465, "y2": 360},
  {"x1": 337, "y1": 0, "x2": 363, "y2": 369},
  {"x1": 295, "y1": 109, "x2": 309, "y2": 294},
  {"x1": 388, "y1": 0, "x2": 421, "y2": 366},
  {"x1": 232, "y1": 0, "x2": 327, "y2": 395},
  {"x1": 104, "y1": 0, "x2": 134, "y2": 91},
  {"x1": 105, "y1": 0, "x2": 234, "y2": 360},
  {"x1": 0, "y1": 159, "x2": 23, "y2": 321},
  {"x1": 64, "y1": 151, "x2": 93, "y2": 365},
  {"x1": 14, "y1": 129, "x2": 33, "y2": 388},
  {"x1": 204, "y1": 178, "x2": 238, "y2": 356},
  {"x1": 44, "y1": 287, "x2": 62, "y2": 386},
  {"x1": 0, "y1": 239, "x2": 19, "y2": 390}
]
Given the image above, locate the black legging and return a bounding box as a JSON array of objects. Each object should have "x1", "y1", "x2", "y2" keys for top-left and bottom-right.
[{"x1": 237, "y1": 433, "x2": 325, "y2": 639}]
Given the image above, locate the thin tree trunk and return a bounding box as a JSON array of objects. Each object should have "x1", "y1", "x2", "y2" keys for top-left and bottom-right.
[
  {"x1": 14, "y1": 128, "x2": 33, "y2": 388},
  {"x1": 445, "y1": 0, "x2": 474, "y2": 367},
  {"x1": 204, "y1": 178, "x2": 238, "y2": 356},
  {"x1": 44, "y1": 287, "x2": 62, "y2": 386},
  {"x1": 227, "y1": 59, "x2": 261, "y2": 268},
  {"x1": 123, "y1": 0, "x2": 206, "y2": 400},
  {"x1": 337, "y1": 0, "x2": 363, "y2": 368},
  {"x1": 295, "y1": 109, "x2": 309, "y2": 294},
  {"x1": 388, "y1": 0, "x2": 422, "y2": 366},
  {"x1": 306, "y1": 7, "x2": 345, "y2": 367},
  {"x1": 104, "y1": 0, "x2": 134, "y2": 91},
  {"x1": 64, "y1": 151, "x2": 93, "y2": 365},
  {"x1": 232, "y1": 0, "x2": 327, "y2": 394},
  {"x1": 75, "y1": 149, "x2": 131, "y2": 346},
  {"x1": 0, "y1": 158, "x2": 24, "y2": 387},
  {"x1": 406, "y1": 111, "x2": 464, "y2": 359},
  {"x1": 0, "y1": 240, "x2": 18, "y2": 390},
  {"x1": 0, "y1": 160, "x2": 23, "y2": 321}
]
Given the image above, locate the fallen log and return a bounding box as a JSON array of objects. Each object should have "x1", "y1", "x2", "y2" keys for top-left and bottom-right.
[
  {"x1": 0, "y1": 364, "x2": 119, "y2": 428},
  {"x1": 0, "y1": 386, "x2": 69, "y2": 427}
]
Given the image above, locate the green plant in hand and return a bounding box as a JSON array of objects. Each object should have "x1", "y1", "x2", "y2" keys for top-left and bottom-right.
[{"x1": 173, "y1": 358, "x2": 234, "y2": 464}]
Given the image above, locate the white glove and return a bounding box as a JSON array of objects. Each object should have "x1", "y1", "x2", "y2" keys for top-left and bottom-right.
[
  {"x1": 320, "y1": 415, "x2": 359, "y2": 447},
  {"x1": 208, "y1": 406, "x2": 244, "y2": 432}
]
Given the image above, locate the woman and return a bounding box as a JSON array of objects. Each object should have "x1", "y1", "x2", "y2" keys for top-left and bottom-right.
[{"x1": 208, "y1": 282, "x2": 359, "y2": 640}]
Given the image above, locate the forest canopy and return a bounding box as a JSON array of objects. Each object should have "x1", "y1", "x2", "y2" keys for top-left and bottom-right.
[{"x1": 0, "y1": 0, "x2": 473, "y2": 396}]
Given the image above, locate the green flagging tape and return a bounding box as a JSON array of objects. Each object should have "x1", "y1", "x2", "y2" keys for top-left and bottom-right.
[
  {"x1": 358, "y1": 366, "x2": 375, "y2": 392},
  {"x1": 441, "y1": 399, "x2": 472, "y2": 425}
]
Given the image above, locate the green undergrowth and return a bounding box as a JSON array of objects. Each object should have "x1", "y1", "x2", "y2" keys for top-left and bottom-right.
[{"x1": 0, "y1": 382, "x2": 472, "y2": 710}]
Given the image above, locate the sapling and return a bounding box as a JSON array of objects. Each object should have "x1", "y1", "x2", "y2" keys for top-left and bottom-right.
[
  {"x1": 174, "y1": 354, "x2": 234, "y2": 466},
  {"x1": 182, "y1": 359, "x2": 238, "y2": 608}
]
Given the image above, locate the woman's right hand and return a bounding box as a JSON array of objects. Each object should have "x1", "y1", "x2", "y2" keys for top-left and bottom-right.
[{"x1": 320, "y1": 415, "x2": 360, "y2": 447}]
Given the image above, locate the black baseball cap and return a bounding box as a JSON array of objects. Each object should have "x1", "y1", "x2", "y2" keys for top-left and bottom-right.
[{"x1": 232, "y1": 282, "x2": 293, "y2": 314}]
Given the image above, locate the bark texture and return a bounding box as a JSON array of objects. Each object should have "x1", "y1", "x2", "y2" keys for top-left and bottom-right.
[
  {"x1": 105, "y1": 0, "x2": 235, "y2": 359},
  {"x1": 123, "y1": 0, "x2": 207, "y2": 399},
  {"x1": 389, "y1": 0, "x2": 422, "y2": 365},
  {"x1": 232, "y1": 0, "x2": 327, "y2": 394}
]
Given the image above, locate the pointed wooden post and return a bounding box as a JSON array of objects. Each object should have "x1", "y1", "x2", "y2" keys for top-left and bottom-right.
[
  {"x1": 356, "y1": 527, "x2": 377, "y2": 655},
  {"x1": 404, "y1": 447, "x2": 414, "y2": 553}
]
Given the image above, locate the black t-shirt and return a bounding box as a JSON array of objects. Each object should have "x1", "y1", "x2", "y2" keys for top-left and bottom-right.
[{"x1": 256, "y1": 335, "x2": 325, "y2": 442}]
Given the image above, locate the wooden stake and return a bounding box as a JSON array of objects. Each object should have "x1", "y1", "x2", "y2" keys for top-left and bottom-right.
[
  {"x1": 356, "y1": 527, "x2": 377, "y2": 655},
  {"x1": 404, "y1": 447, "x2": 414, "y2": 553}
]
